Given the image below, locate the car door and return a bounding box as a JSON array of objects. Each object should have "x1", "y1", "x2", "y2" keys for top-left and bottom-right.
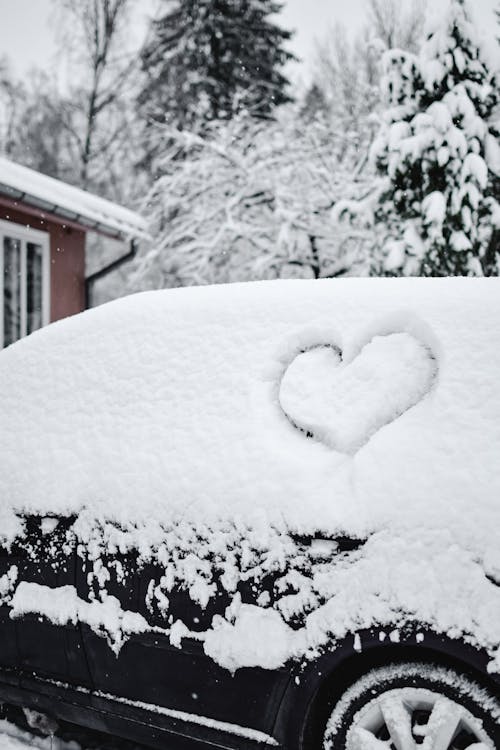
[
  {"x1": 0, "y1": 539, "x2": 19, "y2": 684},
  {"x1": 78, "y1": 550, "x2": 289, "y2": 738},
  {"x1": 10, "y1": 514, "x2": 91, "y2": 689}
]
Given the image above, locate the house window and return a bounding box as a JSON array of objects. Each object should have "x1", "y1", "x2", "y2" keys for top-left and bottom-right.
[{"x1": 0, "y1": 220, "x2": 50, "y2": 348}]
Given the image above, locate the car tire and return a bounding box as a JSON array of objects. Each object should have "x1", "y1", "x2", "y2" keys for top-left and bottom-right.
[{"x1": 323, "y1": 661, "x2": 500, "y2": 749}]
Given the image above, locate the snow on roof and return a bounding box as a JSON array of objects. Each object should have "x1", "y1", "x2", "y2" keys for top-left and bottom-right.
[
  {"x1": 0, "y1": 156, "x2": 148, "y2": 239},
  {"x1": 1, "y1": 277, "x2": 500, "y2": 672}
]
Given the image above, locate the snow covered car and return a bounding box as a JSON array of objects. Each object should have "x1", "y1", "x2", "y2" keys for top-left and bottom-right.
[{"x1": 0, "y1": 278, "x2": 499, "y2": 749}]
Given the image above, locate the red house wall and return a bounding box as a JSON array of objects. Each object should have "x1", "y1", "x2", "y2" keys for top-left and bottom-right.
[{"x1": 0, "y1": 201, "x2": 86, "y2": 323}]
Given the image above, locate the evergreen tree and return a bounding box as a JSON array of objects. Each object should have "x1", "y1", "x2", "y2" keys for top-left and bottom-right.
[
  {"x1": 303, "y1": 0, "x2": 424, "y2": 132},
  {"x1": 299, "y1": 83, "x2": 330, "y2": 123},
  {"x1": 370, "y1": 0, "x2": 499, "y2": 276},
  {"x1": 139, "y1": 0, "x2": 295, "y2": 129}
]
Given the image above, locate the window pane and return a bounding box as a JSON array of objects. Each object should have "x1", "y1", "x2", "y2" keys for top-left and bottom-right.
[
  {"x1": 3, "y1": 236, "x2": 21, "y2": 347},
  {"x1": 27, "y1": 242, "x2": 43, "y2": 335}
]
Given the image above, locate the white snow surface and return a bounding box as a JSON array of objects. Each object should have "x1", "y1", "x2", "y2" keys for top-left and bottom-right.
[
  {"x1": 10, "y1": 582, "x2": 149, "y2": 654},
  {"x1": 1, "y1": 277, "x2": 500, "y2": 672},
  {"x1": 0, "y1": 720, "x2": 81, "y2": 750},
  {"x1": 279, "y1": 333, "x2": 436, "y2": 453}
]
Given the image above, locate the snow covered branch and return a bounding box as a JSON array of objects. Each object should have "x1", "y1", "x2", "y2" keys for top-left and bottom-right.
[{"x1": 130, "y1": 112, "x2": 376, "y2": 290}]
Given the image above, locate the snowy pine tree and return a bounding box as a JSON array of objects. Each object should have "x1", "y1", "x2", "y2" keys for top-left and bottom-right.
[
  {"x1": 139, "y1": 0, "x2": 295, "y2": 129},
  {"x1": 370, "y1": 0, "x2": 500, "y2": 276}
]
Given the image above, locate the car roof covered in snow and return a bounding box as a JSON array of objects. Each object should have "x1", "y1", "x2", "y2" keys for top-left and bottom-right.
[
  {"x1": 0, "y1": 156, "x2": 148, "y2": 239},
  {"x1": 1, "y1": 277, "x2": 499, "y2": 550}
]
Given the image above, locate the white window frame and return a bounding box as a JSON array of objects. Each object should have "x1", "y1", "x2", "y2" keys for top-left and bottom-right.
[{"x1": 0, "y1": 219, "x2": 50, "y2": 348}]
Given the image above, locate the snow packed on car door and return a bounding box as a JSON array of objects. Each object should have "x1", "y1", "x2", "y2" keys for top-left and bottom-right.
[
  {"x1": 7, "y1": 515, "x2": 91, "y2": 689},
  {"x1": 0, "y1": 541, "x2": 19, "y2": 683},
  {"x1": 78, "y1": 548, "x2": 289, "y2": 735}
]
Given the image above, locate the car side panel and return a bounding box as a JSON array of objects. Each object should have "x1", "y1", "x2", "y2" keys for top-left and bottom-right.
[
  {"x1": 10, "y1": 516, "x2": 92, "y2": 687},
  {"x1": 0, "y1": 669, "x2": 279, "y2": 750},
  {"x1": 78, "y1": 554, "x2": 289, "y2": 735},
  {"x1": 0, "y1": 544, "x2": 19, "y2": 679},
  {"x1": 82, "y1": 626, "x2": 288, "y2": 732}
]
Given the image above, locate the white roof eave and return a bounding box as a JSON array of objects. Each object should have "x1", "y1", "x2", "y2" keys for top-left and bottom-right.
[{"x1": 0, "y1": 157, "x2": 149, "y2": 240}]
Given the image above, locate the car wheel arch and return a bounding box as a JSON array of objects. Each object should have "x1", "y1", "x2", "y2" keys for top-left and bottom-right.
[{"x1": 272, "y1": 630, "x2": 499, "y2": 750}]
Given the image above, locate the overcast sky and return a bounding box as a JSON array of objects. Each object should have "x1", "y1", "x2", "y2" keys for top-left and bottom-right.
[{"x1": 0, "y1": 0, "x2": 498, "y2": 84}]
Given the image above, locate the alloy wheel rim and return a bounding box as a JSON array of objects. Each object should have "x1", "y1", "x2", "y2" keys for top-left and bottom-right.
[{"x1": 345, "y1": 687, "x2": 493, "y2": 750}]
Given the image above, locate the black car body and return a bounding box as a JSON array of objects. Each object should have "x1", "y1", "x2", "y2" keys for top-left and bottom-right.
[{"x1": 0, "y1": 515, "x2": 499, "y2": 749}]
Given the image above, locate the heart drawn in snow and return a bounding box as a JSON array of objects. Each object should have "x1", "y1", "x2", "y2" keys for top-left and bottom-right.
[{"x1": 278, "y1": 332, "x2": 437, "y2": 454}]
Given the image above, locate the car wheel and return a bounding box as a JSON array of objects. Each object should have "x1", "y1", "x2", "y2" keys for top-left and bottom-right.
[{"x1": 323, "y1": 661, "x2": 500, "y2": 749}]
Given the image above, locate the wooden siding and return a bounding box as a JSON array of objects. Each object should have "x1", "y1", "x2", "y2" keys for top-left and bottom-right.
[{"x1": 0, "y1": 200, "x2": 86, "y2": 323}]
